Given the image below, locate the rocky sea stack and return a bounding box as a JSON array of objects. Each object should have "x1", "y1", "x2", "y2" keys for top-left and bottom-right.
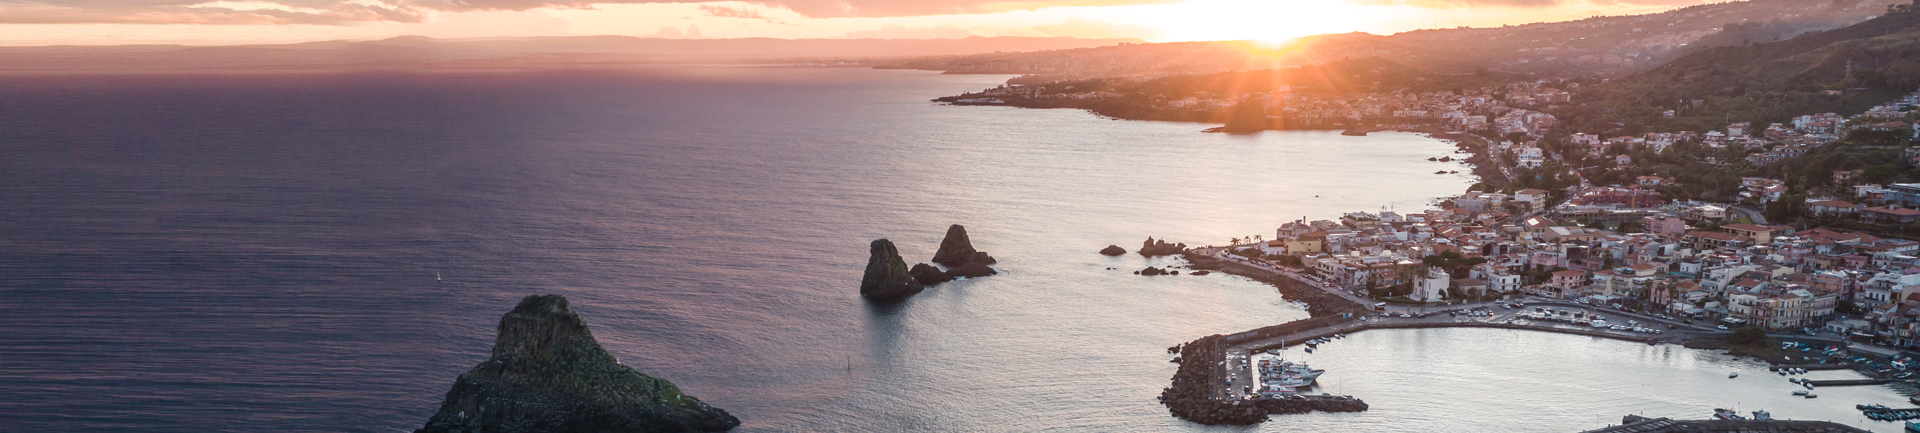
[
  {"x1": 1099, "y1": 245, "x2": 1127, "y2": 256},
  {"x1": 931, "y1": 224, "x2": 997, "y2": 267},
  {"x1": 862, "y1": 239, "x2": 925, "y2": 299},
  {"x1": 908, "y1": 263, "x2": 955, "y2": 286},
  {"x1": 416, "y1": 295, "x2": 739, "y2": 433},
  {"x1": 1138, "y1": 237, "x2": 1187, "y2": 256}
]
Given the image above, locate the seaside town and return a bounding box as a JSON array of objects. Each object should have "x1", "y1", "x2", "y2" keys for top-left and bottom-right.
[
  {"x1": 1214, "y1": 86, "x2": 1920, "y2": 349},
  {"x1": 1149, "y1": 85, "x2": 1920, "y2": 429}
]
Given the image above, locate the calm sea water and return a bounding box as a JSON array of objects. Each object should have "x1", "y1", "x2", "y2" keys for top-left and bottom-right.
[{"x1": 0, "y1": 66, "x2": 1906, "y2": 432}]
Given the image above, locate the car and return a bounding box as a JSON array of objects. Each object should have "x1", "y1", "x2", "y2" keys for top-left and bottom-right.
[
  {"x1": 1399, "y1": 314, "x2": 1411, "y2": 318},
  {"x1": 1717, "y1": 325, "x2": 1729, "y2": 330},
  {"x1": 1358, "y1": 317, "x2": 1369, "y2": 322}
]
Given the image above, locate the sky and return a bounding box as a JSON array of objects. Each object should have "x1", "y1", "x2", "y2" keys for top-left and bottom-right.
[{"x1": 0, "y1": 0, "x2": 1717, "y2": 45}]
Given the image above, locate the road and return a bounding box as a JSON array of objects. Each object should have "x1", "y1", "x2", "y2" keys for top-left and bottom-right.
[{"x1": 1729, "y1": 205, "x2": 1769, "y2": 225}]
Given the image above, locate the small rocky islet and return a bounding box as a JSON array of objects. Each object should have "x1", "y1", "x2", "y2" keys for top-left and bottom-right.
[
  {"x1": 860, "y1": 224, "x2": 999, "y2": 299},
  {"x1": 415, "y1": 295, "x2": 739, "y2": 433}
]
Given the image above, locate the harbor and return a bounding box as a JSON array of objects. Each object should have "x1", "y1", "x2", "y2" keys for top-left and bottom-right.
[{"x1": 1164, "y1": 245, "x2": 1920, "y2": 431}]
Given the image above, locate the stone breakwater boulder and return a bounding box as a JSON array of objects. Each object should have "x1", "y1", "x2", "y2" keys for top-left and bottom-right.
[
  {"x1": 415, "y1": 295, "x2": 740, "y2": 433},
  {"x1": 932, "y1": 224, "x2": 996, "y2": 266},
  {"x1": 909, "y1": 263, "x2": 954, "y2": 286},
  {"x1": 861, "y1": 239, "x2": 925, "y2": 299},
  {"x1": 1100, "y1": 245, "x2": 1126, "y2": 256},
  {"x1": 1139, "y1": 237, "x2": 1187, "y2": 256},
  {"x1": 1157, "y1": 335, "x2": 1366, "y2": 426}
]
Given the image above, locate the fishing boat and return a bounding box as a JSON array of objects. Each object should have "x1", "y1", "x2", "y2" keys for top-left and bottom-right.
[
  {"x1": 1905, "y1": 420, "x2": 1920, "y2": 433},
  {"x1": 1805, "y1": 393, "x2": 1819, "y2": 398},
  {"x1": 1729, "y1": 372, "x2": 1738, "y2": 378},
  {"x1": 1713, "y1": 408, "x2": 1745, "y2": 420},
  {"x1": 1752, "y1": 410, "x2": 1772, "y2": 420},
  {"x1": 1792, "y1": 390, "x2": 1809, "y2": 396}
]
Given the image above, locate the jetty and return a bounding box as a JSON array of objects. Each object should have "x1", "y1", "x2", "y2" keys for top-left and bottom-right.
[{"x1": 1803, "y1": 379, "x2": 1892, "y2": 387}]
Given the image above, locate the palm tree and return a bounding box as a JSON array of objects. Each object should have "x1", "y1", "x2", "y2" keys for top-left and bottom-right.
[{"x1": 1230, "y1": 237, "x2": 1242, "y2": 246}]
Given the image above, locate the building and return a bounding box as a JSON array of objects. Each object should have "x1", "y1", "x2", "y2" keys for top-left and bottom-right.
[
  {"x1": 1683, "y1": 230, "x2": 1752, "y2": 251},
  {"x1": 1412, "y1": 267, "x2": 1450, "y2": 302},
  {"x1": 1810, "y1": 200, "x2": 1862, "y2": 217},
  {"x1": 1863, "y1": 205, "x2": 1920, "y2": 226},
  {"x1": 1721, "y1": 223, "x2": 1788, "y2": 245}
]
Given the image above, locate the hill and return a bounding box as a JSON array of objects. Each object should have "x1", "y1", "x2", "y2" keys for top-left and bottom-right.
[{"x1": 1554, "y1": 3, "x2": 1920, "y2": 135}]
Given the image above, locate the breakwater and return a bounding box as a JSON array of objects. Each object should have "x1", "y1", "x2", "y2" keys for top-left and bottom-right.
[{"x1": 1158, "y1": 335, "x2": 1368, "y2": 425}]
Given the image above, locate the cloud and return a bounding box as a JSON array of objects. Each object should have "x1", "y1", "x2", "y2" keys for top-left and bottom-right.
[
  {"x1": 1027, "y1": 17, "x2": 1163, "y2": 40},
  {"x1": 0, "y1": 1, "x2": 428, "y2": 24},
  {"x1": 1343, "y1": 0, "x2": 1562, "y2": 7},
  {"x1": 0, "y1": 0, "x2": 1181, "y2": 24},
  {"x1": 844, "y1": 24, "x2": 976, "y2": 39},
  {"x1": 699, "y1": 4, "x2": 768, "y2": 19}
]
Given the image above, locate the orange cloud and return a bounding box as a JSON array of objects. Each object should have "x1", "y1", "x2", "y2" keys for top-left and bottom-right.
[
  {"x1": 0, "y1": 0, "x2": 1183, "y2": 25},
  {"x1": 1028, "y1": 17, "x2": 1163, "y2": 39}
]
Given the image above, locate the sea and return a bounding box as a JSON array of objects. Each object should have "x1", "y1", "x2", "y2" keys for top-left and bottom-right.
[{"x1": 0, "y1": 66, "x2": 1909, "y2": 432}]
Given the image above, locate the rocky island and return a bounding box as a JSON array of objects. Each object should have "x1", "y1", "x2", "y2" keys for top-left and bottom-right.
[
  {"x1": 861, "y1": 239, "x2": 925, "y2": 299},
  {"x1": 1138, "y1": 237, "x2": 1187, "y2": 256},
  {"x1": 415, "y1": 295, "x2": 739, "y2": 433}
]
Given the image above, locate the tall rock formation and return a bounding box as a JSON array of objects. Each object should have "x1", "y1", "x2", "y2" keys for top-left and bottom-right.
[
  {"x1": 861, "y1": 239, "x2": 925, "y2": 299},
  {"x1": 930, "y1": 224, "x2": 980, "y2": 265},
  {"x1": 416, "y1": 295, "x2": 739, "y2": 433}
]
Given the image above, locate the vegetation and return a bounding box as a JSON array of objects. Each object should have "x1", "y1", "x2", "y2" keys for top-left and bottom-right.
[
  {"x1": 1554, "y1": 7, "x2": 1920, "y2": 137},
  {"x1": 1730, "y1": 325, "x2": 1776, "y2": 348}
]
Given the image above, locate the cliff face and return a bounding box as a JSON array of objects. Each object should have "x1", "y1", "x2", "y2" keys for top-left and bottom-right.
[
  {"x1": 861, "y1": 239, "x2": 924, "y2": 299},
  {"x1": 416, "y1": 295, "x2": 739, "y2": 433}
]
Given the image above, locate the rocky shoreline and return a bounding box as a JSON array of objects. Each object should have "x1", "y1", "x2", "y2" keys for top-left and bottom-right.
[
  {"x1": 1158, "y1": 335, "x2": 1368, "y2": 425},
  {"x1": 1184, "y1": 252, "x2": 1364, "y2": 318}
]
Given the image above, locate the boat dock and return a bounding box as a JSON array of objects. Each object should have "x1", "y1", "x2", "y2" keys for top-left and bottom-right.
[
  {"x1": 1803, "y1": 379, "x2": 1892, "y2": 387},
  {"x1": 1770, "y1": 364, "x2": 1850, "y2": 372}
]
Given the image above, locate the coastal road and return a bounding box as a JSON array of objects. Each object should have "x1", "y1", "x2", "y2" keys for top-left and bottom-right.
[{"x1": 1193, "y1": 247, "x2": 1723, "y2": 334}]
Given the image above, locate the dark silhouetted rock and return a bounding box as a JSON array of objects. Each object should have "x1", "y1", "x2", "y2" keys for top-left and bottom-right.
[
  {"x1": 415, "y1": 295, "x2": 740, "y2": 433},
  {"x1": 861, "y1": 239, "x2": 924, "y2": 299},
  {"x1": 1139, "y1": 237, "x2": 1187, "y2": 256},
  {"x1": 969, "y1": 251, "x2": 997, "y2": 265},
  {"x1": 931, "y1": 224, "x2": 979, "y2": 265},
  {"x1": 1190, "y1": 271, "x2": 1212, "y2": 276},
  {"x1": 1100, "y1": 245, "x2": 1127, "y2": 256},
  {"x1": 1139, "y1": 266, "x2": 1169, "y2": 276},
  {"x1": 947, "y1": 262, "x2": 996, "y2": 278},
  {"x1": 909, "y1": 263, "x2": 954, "y2": 286}
]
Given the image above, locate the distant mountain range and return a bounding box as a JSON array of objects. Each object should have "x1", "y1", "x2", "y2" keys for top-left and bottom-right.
[
  {"x1": 0, "y1": 36, "x2": 1142, "y2": 73},
  {"x1": 867, "y1": 0, "x2": 1907, "y2": 81}
]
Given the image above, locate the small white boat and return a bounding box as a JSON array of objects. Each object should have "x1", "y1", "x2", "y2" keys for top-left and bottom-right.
[
  {"x1": 1792, "y1": 390, "x2": 1809, "y2": 396},
  {"x1": 1729, "y1": 372, "x2": 1738, "y2": 378}
]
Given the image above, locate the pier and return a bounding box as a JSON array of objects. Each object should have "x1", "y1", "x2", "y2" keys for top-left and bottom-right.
[{"x1": 1804, "y1": 379, "x2": 1893, "y2": 387}]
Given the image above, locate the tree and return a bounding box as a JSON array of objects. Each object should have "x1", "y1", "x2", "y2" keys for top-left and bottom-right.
[{"x1": 1729, "y1": 326, "x2": 1773, "y2": 348}]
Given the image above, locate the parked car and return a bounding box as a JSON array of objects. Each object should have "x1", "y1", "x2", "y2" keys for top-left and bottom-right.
[{"x1": 1717, "y1": 325, "x2": 1729, "y2": 330}]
